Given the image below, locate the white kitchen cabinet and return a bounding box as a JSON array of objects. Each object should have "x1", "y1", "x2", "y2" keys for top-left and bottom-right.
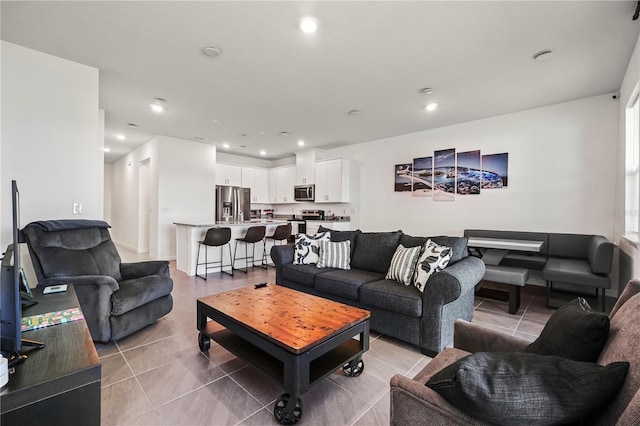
[
  {"x1": 296, "y1": 150, "x2": 316, "y2": 184},
  {"x1": 269, "y1": 165, "x2": 297, "y2": 203},
  {"x1": 215, "y1": 163, "x2": 242, "y2": 186},
  {"x1": 315, "y1": 158, "x2": 350, "y2": 203},
  {"x1": 241, "y1": 166, "x2": 269, "y2": 203}
]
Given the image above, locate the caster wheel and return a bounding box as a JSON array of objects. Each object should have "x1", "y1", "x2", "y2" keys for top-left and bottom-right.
[
  {"x1": 342, "y1": 359, "x2": 364, "y2": 377},
  {"x1": 273, "y1": 393, "x2": 303, "y2": 425},
  {"x1": 198, "y1": 333, "x2": 210, "y2": 352}
]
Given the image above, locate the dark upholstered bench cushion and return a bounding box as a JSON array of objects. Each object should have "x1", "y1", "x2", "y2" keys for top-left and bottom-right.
[
  {"x1": 543, "y1": 258, "x2": 611, "y2": 289},
  {"x1": 359, "y1": 279, "x2": 422, "y2": 317},
  {"x1": 484, "y1": 265, "x2": 529, "y2": 287},
  {"x1": 315, "y1": 269, "x2": 384, "y2": 301},
  {"x1": 282, "y1": 263, "x2": 338, "y2": 288}
]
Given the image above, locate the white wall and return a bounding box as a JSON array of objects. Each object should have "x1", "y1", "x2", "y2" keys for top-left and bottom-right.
[
  {"x1": 615, "y1": 31, "x2": 640, "y2": 285},
  {"x1": 110, "y1": 135, "x2": 216, "y2": 259},
  {"x1": 1, "y1": 41, "x2": 101, "y2": 247},
  {"x1": 322, "y1": 94, "x2": 619, "y2": 241},
  {"x1": 104, "y1": 162, "x2": 113, "y2": 225}
]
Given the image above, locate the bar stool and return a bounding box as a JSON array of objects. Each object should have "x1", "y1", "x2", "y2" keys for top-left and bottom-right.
[
  {"x1": 195, "y1": 227, "x2": 233, "y2": 280},
  {"x1": 264, "y1": 223, "x2": 292, "y2": 267},
  {"x1": 233, "y1": 225, "x2": 266, "y2": 273}
]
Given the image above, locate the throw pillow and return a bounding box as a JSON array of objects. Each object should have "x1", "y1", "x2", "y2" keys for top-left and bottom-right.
[
  {"x1": 414, "y1": 239, "x2": 451, "y2": 292},
  {"x1": 525, "y1": 297, "x2": 609, "y2": 362},
  {"x1": 293, "y1": 232, "x2": 331, "y2": 265},
  {"x1": 386, "y1": 244, "x2": 422, "y2": 285},
  {"x1": 317, "y1": 240, "x2": 351, "y2": 270},
  {"x1": 426, "y1": 352, "x2": 629, "y2": 426}
]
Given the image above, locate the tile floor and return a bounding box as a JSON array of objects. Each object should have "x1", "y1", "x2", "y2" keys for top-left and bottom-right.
[{"x1": 98, "y1": 248, "x2": 555, "y2": 426}]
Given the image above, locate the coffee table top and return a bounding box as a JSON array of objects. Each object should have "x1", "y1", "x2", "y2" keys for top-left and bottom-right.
[{"x1": 197, "y1": 284, "x2": 370, "y2": 353}]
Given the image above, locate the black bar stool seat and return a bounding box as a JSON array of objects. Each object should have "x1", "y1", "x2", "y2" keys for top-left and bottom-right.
[
  {"x1": 233, "y1": 225, "x2": 267, "y2": 273},
  {"x1": 196, "y1": 227, "x2": 233, "y2": 280}
]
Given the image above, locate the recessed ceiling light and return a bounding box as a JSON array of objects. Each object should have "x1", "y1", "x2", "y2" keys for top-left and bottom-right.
[
  {"x1": 259, "y1": 131, "x2": 266, "y2": 135},
  {"x1": 348, "y1": 109, "x2": 361, "y2": 116},
  {"x1": 127, "y1": 123, "x2": 138, "y2": 128},
  {"x1": 260, "y1": 150, "x2": 267, "y2": 156},
  {"x1": 298, "y1": 140, "x2": 305, "y2": 146},
  {"x1": 533, "y1": 50, "x2": 554, "y2": 62},
  {"x1": 239, "y1": 133, "x2": 248, "y2": 137},
  {"x1": 212, "y1": 120, "x2": 220, "y2": 125},
  {"x1": 223, "y1": 143, "x2": 230, "y2": 149},
  {"x1": 104, "y1": 147, "x2": 111, "y2": 152},
  {"x1": 425, "y1": 103, "x2": 439, "y2": 112},
  {"x1": 420, "y1": 88, "x2": 435, "y2": 95},
  {"x1": 300, "y1": 17, "x2": 318, "y2": 34},
  {"x1": 203, "y1": 46, "x2": 222, "y2": 58},
  {"x1": 280, "y1": 131, "x2": 289, "y2": 136},
  {"x1": 116, "y1": 134, "x2": 126, "y2": 141},
  {"x1": 150, "y1": 98, "x2": 166, "y2": 112}
]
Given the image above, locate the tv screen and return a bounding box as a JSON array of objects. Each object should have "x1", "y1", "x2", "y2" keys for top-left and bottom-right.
[{"x1": 1, "y1": 181, "x2": 23, "y2": 356}]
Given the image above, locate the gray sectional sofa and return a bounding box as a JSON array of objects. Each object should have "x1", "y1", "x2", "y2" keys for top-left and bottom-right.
[
  {"x1": 270, "y1": 229, "x2": 485, "y2": 356},
  {"x1": 463, "y1": 229, "x2": 614, "y2": 311}
]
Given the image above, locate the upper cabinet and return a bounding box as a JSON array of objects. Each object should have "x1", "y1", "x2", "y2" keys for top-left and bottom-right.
[
  {"x1": 296, "y1": 150, "x2": 317, "y2": 185},
  {"x1": 241, "y1": 166, "x2": 270, "y2": 204},
  {"x1": 269, "y1": 165, "x2": 297, "y2": 204},
  {"x1": 315, "y1": 159, "x2": 351, "y2": 203},
  {"x1": 215, "y1": 163, "x2": 242, "y2": 186}
]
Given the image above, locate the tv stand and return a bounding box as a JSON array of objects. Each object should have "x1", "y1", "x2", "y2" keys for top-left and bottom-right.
[{"x1": 1, "y1": 285, "x2": 100, "y2": 425}]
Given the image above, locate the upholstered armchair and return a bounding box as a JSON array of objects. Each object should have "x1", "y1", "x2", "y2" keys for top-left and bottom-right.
[{"x1": 22, "y1": 220, "x2": 173, "y2": 342}]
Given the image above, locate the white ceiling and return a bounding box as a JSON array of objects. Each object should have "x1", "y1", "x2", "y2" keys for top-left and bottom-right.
[{"x1": 2, "y1": 1, "x2": 639, "y2": 163}]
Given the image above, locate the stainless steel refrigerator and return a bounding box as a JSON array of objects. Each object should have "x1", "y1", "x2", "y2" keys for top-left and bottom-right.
[{"x1": 215, "y1": 185, "x2": 251, "y2": 222}]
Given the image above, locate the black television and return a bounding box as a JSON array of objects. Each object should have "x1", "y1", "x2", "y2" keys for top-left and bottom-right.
[{"x1": 1, "y1": 180, "x2": 44, "y2": 368}]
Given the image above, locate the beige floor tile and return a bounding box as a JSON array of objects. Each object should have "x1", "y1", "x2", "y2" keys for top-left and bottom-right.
[
  {"x1": 118, "y1": 409, "x2": 166, "y2": 426},
  {"x1": 115, "y1": 319, "x2": 178, "y2": 352},
  {"x1": 353, "y1": 393, "x2": 390, "y2": 426},
  {"x1": 155, "y1": 376, "x2": 263, "y2": 426},
  {"x1": 100, "y1": 352, "x2": 134, "y2": 387},
  {"x1": 366, "y1": 335, "x2": 426, "y2": 373},
  {"x1": 101, "y1": 376, "x2": 153, "y2": 426},
  {"x1": 229, "y1": 365, "x2": 283, "y2": 406},
  {"x1": 122, "y1": 334, "x2": 201, "y2": 375}
]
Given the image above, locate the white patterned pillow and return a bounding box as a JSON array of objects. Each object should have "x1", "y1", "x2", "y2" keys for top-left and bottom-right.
[
  {"x1": 414, "y1": 239, "x2": 451, "y2": 292},
  {"x1": 317, "y1": 240, "x2": 351, "y2": 269},
  {"x1": 293, "y1": 232, "x2": 331, "y2": 265},
  {"x1": 386, "y1": 244, "x2": 422, "y2": 285}
]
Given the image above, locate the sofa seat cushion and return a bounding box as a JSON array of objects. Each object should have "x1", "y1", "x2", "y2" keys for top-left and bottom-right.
[
  {"x1": 111, "y1": 274, "x2": 174, "y2": 315},
  {"x1": 543, "y1": 258, "x2": 611, "y2": 288},
  {"x1": 314, "y1": 269, "x2": 384, "y2": 301},
  {"x1": 281, "y1": 263, "x2": 338, "y2": 288},
  {"x1": 360, "y1": 279, "x2": 423, "y2": 317}
]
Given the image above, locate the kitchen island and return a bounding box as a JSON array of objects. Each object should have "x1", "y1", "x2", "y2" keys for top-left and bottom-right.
[{"x1": 174, "y1": 221, "x2": 288, "y2": 276}]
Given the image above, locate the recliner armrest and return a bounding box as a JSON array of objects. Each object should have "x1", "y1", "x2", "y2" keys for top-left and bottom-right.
[
  {"x1": 120, "y1": 261, "x2": 170, "y2": 280},
  {"x1": 453, "y1": 319, "x2": 531, "y2": 353},
  {"x1": 38, "y1": 275, "x2": 120, "y2": 292}
]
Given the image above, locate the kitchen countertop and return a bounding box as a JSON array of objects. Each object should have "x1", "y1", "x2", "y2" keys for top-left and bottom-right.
[{"x1": 174, "y1": 220, "x2": 287, "y2": 227}]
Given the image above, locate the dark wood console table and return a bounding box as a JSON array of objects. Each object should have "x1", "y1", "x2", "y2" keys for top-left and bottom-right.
[{"x1": 1, "y1": 285, "x2": 101, "y2": 426}]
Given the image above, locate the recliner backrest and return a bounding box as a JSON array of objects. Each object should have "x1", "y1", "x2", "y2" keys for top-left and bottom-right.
[{"x1": 23, "y1": 225, "x2": 122, "y2": 281}]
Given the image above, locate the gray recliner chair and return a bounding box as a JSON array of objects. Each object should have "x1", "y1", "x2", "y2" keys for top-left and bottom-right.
[{"x1": 22, "y1": 220, "x2": 173, "y2": 342}]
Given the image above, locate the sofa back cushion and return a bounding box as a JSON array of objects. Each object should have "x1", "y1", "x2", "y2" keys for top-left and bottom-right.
[
  {"x1": 351, "y1": 231, "x2": 402, "y2": 274},
  {"x1": 429, "y1": 236, "x2": 468, "y2": 265},
  {"x1": 547, "y1": 233, "x2": 593, "y2": 259},
  {"x1": 593, "y1": 282, "x2": 640, "y2": 424}
]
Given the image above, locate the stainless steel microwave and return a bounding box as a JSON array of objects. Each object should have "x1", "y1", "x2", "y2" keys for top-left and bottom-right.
[{"x1": 294, "y1": 184, "x2": 315, "y2": 201}]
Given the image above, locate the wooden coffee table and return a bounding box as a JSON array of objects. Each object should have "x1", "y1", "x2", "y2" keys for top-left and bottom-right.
[{"x1": 196, "y1": 283, "x2": 370, "y2": 424}]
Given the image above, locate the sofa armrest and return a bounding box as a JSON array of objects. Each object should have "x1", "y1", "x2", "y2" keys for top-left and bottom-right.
[
  {"x1": 453, "y1": 319, "x2": 531, "y2": 353},
  {"x1": 587, "y1": 235, "x2": 614, "y2": 274},
  {"x1": 271, "y1": 244, "x2": 294, "y2": 284},
  {"x1": 38, "y1": 275, "x2": 119, "y2": 342},
  {"x1": 391, "y1": 374, "x2": 492, "y2": 426},
  {"x1": 120, "y1": 261, "x2": 170, "y2": 280},
  {"x1": 423, "y1": 256, "x2": 485, "y2": 305}
]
